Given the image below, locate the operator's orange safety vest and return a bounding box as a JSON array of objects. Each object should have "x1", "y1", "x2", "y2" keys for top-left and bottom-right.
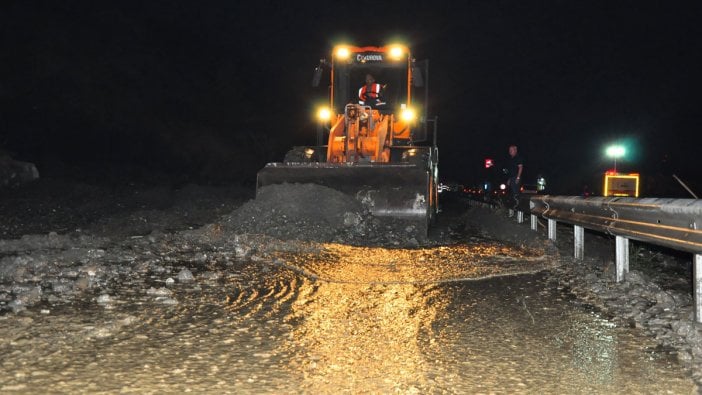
[{"x1": 358, "y1": 83, "x2": 382, "y2": 103}]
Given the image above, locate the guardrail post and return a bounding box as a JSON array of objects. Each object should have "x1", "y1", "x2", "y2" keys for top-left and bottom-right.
[
  {"x1": 548, "y1": 219, "x2": 557, "y2": 241},
  {"x1": 574, "y1": 225, "x2": 584, "y2": 260},
  {"x1": 615, "y1": 236, "x2": 629, "y2": 282},
  {"x1": 695, "y1": 254, "x2": 702, "y2": 323},
  {"x1": 517, "y1": 211, "x2": 524, "y2": 224},
  {"x1": 530, "y1": 214, "x2": 538, "y2": 231}
]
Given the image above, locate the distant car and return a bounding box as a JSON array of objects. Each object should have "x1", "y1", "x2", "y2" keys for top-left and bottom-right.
[{"x1": 438, "y1": 183, "x2": 464, "y2": 194}]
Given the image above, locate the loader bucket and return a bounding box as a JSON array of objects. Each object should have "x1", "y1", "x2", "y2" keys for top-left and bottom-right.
[{"x1": 256, "y1": 162, "x2": 434, "y2": 235}]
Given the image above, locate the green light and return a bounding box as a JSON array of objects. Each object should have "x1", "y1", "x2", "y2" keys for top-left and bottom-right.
[
  {"x1": 606, "y1": 145, "x2": 625, "y2": 158},
  {"x1": 605, "y1": 144, "x2": 626, "y2": 173}
]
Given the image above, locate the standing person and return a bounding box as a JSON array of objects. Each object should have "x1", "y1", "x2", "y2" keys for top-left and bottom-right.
[{"x1": 507, "y1": 144, "x2": 523, "y2": 208}]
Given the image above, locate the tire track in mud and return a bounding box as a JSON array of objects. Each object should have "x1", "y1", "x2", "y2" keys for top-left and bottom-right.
[{"x1": 223, "y1": 262, "x2": 319, "y2": 322}]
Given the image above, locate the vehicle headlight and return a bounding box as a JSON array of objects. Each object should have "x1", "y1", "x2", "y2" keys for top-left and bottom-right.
[
  {"x1": 335, "y1": 46, "x2": 350, "y2": 60},
  {"x1": 388, "y1": 45, "x2": 404, "y2": 60},
  {"x1": 317, "y1": 107, "x2": 331, "y2": 121},
  {"x1": 400, "y1": 108, "x2": 416, "y2": 122}
]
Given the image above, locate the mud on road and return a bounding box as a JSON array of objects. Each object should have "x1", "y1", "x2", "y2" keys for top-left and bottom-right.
[
  {"x1": 0, "y1": 180, "x2": 700, "y2": 392},
  {"x1": 0, "y1": 182, "x2": 466, "y2": 318},
  {"x1": 464, "y1": 199, "x2": 702, "y2": 388}
]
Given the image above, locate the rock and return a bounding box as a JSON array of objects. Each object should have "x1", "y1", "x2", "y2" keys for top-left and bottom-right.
[
  {"x1": 655, "y1": 291, "x2": 676, "y2": 309},
  {"x1": 51, "y1": 280, "x2": 72, "y2": 294},
  {"x1": 90, "y1": 327, "x2": 114, "y2": 339},
  {"x1": 150, "y1": 265, "x2": 168, "y2": 274},
  {"x1": 200, "y1": 271, "x2": 221, "y2": 281},
  {"x1": 691, "y1": 343, "x2": 702, "y2": 358},
  {"x1": 0, "y1": 256, "x2": 31, "y2": 282},
  {"x1": 14, "y1": 286, "x2": 41, "y2": 306},
  {"x1": 165, "y1": 277, "x2": 175, "y2": 285},
  {"x1": 0, "y1": 155, "x2": 39, "y2": 188},
  {"x1": 118, "y1": 315, "x2": 138, "y2": 326},
  {"x1": 146, "y1": 287, "x2": 172, "y2": 296},
  {"x1": 676, "y1": 350, "x2": 693, "y2": 363},
  {"x1": 231, "y1": 236, "x2": 253, "y2": 259},
  {"x1": 73, "y1": 276, "x2": 91, "y2": 291},
  {"x1": 671, "y1": 292, "x2": 692, "y2": 307},
  {"x1": 343, "y1": 212, "x2": 362, "y2": 227},
  {"x1": 686, "y1": 328, "x2": 702, "y2": 343},
  {"x1": 177, "y1": 269, "x2": 194, "y2": 282},
  {"x1": 8, "y1": 300, "x2": 25, "y2": 313},
  {"x1": 62, "y1": 270, "x2": 79, "y2": 279},
  {"x1": 97, "y1": 294, "x2": 112, "y2": 304},
  {"x1": 624, "y1": 271, "x2": 647, "y2": 285},
  {"x1": 672, "y1": 321, "x2": 694, "y2": 337},
  {"x1": 155, "y1": 297, "x2": 178, "y2": 305},
  {"x1": 583, "y1": 273, "x2": 599, "y2": 283}
]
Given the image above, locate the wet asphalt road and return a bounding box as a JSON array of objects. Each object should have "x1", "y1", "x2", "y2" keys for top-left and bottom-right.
[{"x1": 0, "y1": 241, "x2": 695, "y2": 393}]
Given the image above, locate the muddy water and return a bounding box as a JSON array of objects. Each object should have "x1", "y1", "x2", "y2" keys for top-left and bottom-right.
[{"x1": 0, "y1": 241, "x2": 695, "y2": 393}]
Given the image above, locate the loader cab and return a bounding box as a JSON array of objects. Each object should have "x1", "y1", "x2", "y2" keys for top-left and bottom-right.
[
  {"x1": 312, "y1": 44, "x2": 432, "y2": 146},
  {"x1": 335, "y1": 65, "x2": 407, "y2": 114},
  {"x1": 330, "y1": 46, "x2": 411, "y2": 116}
]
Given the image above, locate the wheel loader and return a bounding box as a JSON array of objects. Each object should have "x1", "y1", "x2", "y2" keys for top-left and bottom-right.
[{"x1": 256, "y1": 44, "x2": 439, "y2": 234}]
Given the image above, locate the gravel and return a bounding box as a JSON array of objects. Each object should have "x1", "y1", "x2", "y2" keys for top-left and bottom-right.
[{"x1": 1, "y1": 180, "x2": 700, "y2": 387}]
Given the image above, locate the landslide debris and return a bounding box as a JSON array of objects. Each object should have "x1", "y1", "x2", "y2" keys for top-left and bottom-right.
[
  {"x1": 0, "y1": 182, "x2": 430, "y2": 315},
  {"x1": 221, "y1": 183, "x2": 427, "y2": 246}
]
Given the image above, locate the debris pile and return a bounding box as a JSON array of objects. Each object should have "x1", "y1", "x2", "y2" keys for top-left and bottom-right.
[
  {"x1": 221, "y1": 183, "x2": 425, "y2": 246},
  {"x1": 0, "y1": 153, "x2": 39, "y2": 188}
]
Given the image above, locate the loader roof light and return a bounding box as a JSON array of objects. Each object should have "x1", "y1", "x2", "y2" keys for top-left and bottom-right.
[
  {"x1": 334, "y1": 46, "x2": 351, "y2": 60},
  {"x1": 400, "y1": 107, "x2": 416, "y2": 122},
  {"x1": 317, "y1": 107, "x2": 331, "y2": 121},
  {"x1": 388, "y1": 45, "x2": 404, "y2": 60}
]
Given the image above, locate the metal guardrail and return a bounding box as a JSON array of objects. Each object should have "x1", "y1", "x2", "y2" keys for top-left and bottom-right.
[
  {"x1": 509, "y1": 195, "x2": 702, "y2": 323},
  {"x1": 529, "y1": 196, "x2": 702, "y2": 253}
]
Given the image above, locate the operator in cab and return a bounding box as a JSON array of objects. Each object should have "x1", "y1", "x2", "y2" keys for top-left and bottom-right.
[{"x1": 358, "y1": 74, "x2": 386, "y2": 108}]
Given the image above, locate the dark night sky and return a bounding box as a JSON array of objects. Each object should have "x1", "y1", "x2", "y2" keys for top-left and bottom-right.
[{"x1": 2, "y1": 1, "x2": 701, "y2": 195}]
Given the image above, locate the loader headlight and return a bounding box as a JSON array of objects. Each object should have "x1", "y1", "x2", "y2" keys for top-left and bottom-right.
[
  {"x1": 335, "y1": 46, "x2": 351, "y2": 60},
  {"x1": 388, "y1": 45, "x2": 404, "y2": 60},
  {"x1": 400, "y1": 108, "x2": 416, "y2": 122},
  {"x1": 317, "y1": 107, "x2": 331, "y2": 121}
]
